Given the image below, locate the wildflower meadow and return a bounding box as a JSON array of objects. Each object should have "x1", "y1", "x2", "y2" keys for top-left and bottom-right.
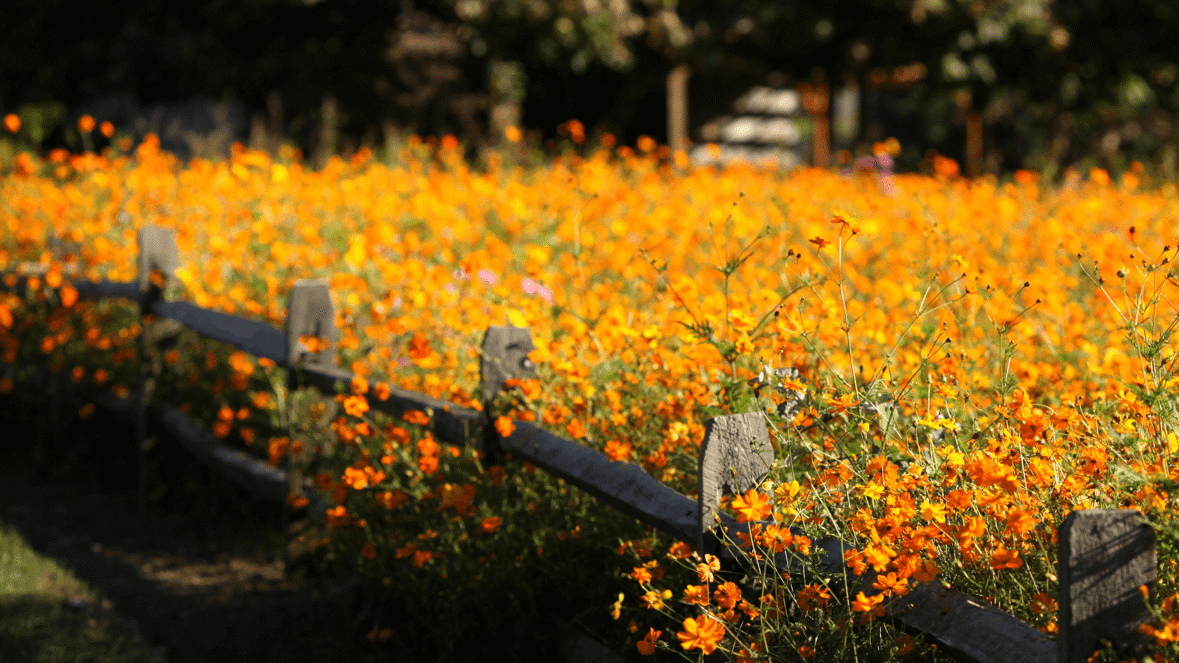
[{"x1": 3, "y1": 113, "x2": 1179, "y2": 662}]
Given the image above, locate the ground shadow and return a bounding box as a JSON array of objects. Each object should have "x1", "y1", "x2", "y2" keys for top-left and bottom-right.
[{"x1": 0, "y1": 380, "x2": 682, "y2": 663}]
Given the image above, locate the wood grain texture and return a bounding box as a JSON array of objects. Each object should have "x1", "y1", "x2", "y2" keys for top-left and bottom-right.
[
  {"x1": 285, "y1": 278, "x2": 336, "y2": 372},
  {"x1": 480, "y1": 325, "x2": 536, "y2": 408},
  {"x1": 888, "y1": 582, "x2": 1054, "y2": 663},
  {"x1": 1058, "y1": 509, "x2": 1156, "y2": 663},
  {"x1": 696, "y1": 412, "x2": 776, "y2": 558},
  {"x1": 136, "y1": 225, "x2": 179, "y2": 297}
]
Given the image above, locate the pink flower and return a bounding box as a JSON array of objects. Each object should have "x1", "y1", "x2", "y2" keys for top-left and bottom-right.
[
  {"x1": 522, "y1": 277, "x2": 553, "y2": 302},
  {"x1": 478, "y1": 269, "x2": 497, "y2": 285}
]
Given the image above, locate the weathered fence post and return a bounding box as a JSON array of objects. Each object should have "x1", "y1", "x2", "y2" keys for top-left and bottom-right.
[
  {"x1": 285, "y1": 279, "x2": 337, "y2": 392},
  {"x1": 1058, "y1": 509, "x2": 1157, "y2": 663},
  {"x1": 282, "y1": 279, "x2": 336, "y2": 548},
  {"x1": 696, "y1": 412, "x2": 776, "y2": 559},
  {"x1": 479, "y1": 324, "x2": 536, "y2": 467},
  {"x1": 136, "y1": 225, "x2": 179, "y2": 518}
]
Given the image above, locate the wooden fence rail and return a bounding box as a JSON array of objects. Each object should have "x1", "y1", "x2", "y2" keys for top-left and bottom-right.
[{"x1": 0, "y1": 225, "x2": 1161, "y2": 663}]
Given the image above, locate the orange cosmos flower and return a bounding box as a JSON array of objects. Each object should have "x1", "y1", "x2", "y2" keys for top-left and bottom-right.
[
  {"x1": 827, "y1": 393, "x2": 860, "y2": 413},
  {"x1": 436, "y1": 483, "x2": 477, "y2": 515},
  {"x1": 641, "y1": 589, "x2": 672, "y2": 610},
  {"x1": 919, "y1": 499, "x2": 947, "y2": 524},
  {"x1": 1004, "y1": 506, "x2": 1038, "y2": 537},
  {"x1": 57, "y1": 280, "x2": 77, "y2": 306},
  {"x1": 676, "y1": 614, "x2": 725, "y2": 655},
  {"x1": 605, "y1": 439, "x2": 633, "y2": 462},
  {"x1": 416, "y1": 436, "x2": 438, "y2": 456},
  {"x1": 630, "y1": 566, "x2": 653, "y2": 584},
  {"x1": 418, "y1": 454, "x2": 439, "y2": 475},
  {"x1": 3, "y1": 114, "x2": 18, "y2": 133},
  {"x1": 494, "y1": 415, "x2": 516, "y2": 437},
  {"x1": 325, "y1": 505, "x2": 351, "y2": 529},
  {"x1": 990, "y1": 545, "x2": 1023, "y2": 570},
  {"x1": 757, "y1": 524, "x2": 793, "y2": 553},
  {"x1": 343, "y1": 395, "x2": 369, "y2": 417},
  {"x1": 636, "y1": 628, "x2": 662, "y2": 655},
  {"x1": 730, "y1": 488, "x2": 773, "y2": 523},
  {"x1": 374, "y1": 490, "x2": 409, "y2": 510},
  {"x1": 851, "y1": 591, "x2": 885, "y2": 615},
  {"x1": 567, "y1": 119, "x2": 585, "y2": 143},
  {"x1": 797, "y1": 583, "x2": 832, "y2": 612},
  {"x1": 1030, "y1": 592, "x2": 1056, "y2": 615},
  {"x1": 266, "y1": 437, "x2": 289, "y2": 465},
  {"x1": 373, "y1": 381, "x2": 391, "y2": 401},
  {"x1": 863, "y1": 541, "x2": 896, "y2": 572},
  {"x1": 682, "y1": 584, "x2": 709, "y2": 606},
  {"x1": 872, "y1": 571, "x2": 909, "y2": 596},
  {"x1": 808, "y1": 236, "x2": 831, "y2": 250},
  {"x1": 696, "y1": 554, "x2": 720, "y2": 583},
  {"x1": 713, "y1": 582, "x2": 741, "y2": 609},
  {"x1": 343, "y1": 467, "x2": 371, "y2": 490},
  {"x1": 565, "y1": 417, "x2": 586, "y2": 438},
  {"x1": 403, "y1": 410, "x2": 430, "y2": 425}
]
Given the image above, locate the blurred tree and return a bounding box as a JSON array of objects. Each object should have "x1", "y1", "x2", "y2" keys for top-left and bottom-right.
[{"x1": 2, "y1": 0, "x2": 1177, "y2": 178}]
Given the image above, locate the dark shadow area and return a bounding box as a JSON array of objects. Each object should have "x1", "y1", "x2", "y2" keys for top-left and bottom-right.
[
  {"x1": 0, "y1": 365, "x2": 687, "y2": 663},
  {"x1": 0, "y1": 383, "x2": 379, "y2": 663},
  {"x1": 0, "y1": 593, "x2": 161, "y2": 663}
]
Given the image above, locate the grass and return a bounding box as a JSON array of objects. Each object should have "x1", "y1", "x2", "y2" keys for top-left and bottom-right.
[{"x1": 0, "y1": 520, "x2": 165, "y2": 663}]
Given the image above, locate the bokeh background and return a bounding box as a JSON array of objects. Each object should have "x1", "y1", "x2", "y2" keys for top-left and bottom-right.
[{"x1": 2, "y1": 0, "x2": 1176, "y2": 181}]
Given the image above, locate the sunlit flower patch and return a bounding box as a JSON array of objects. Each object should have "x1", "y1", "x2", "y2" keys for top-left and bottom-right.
[{"x1": 3, "y1": 131, "x2": 1179, "y2": 661}]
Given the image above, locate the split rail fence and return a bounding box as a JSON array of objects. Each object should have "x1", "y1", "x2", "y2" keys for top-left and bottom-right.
[{"x1": 0, "y1": 225, "x2": 1162, "y2": 663}]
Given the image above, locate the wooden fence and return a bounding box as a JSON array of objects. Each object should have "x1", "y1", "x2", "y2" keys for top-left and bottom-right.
[{"x1": 0, "y1": 224, "x2": 1163, "y2": 663}]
